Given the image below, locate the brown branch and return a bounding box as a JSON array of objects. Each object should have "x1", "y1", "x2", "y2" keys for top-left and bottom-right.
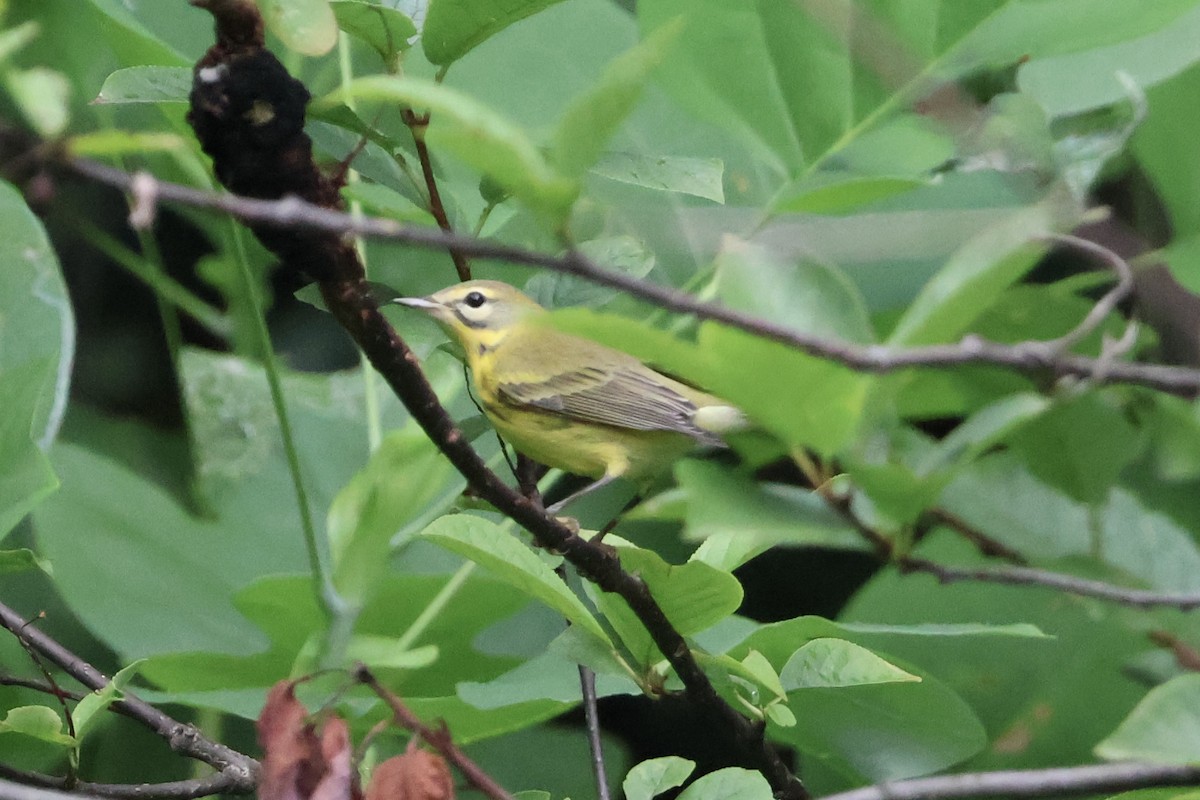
[
  {"x1": 355, "y1": 665, "x2": 513, "y2": 800},
  {"x1": 923, "y1": 508, "x2": 1028, "y2": 565},
  {"x1": 0, "y1": 601, "x2": 258, "y2": 796},
  {"x1": 0, "y1": 766, "x2": 246, "y2": 800},
  {"x1": 62, "y1": 159, "x2": 1200, "y2": 398},
  {"x1": 898, "y1": 558, "x2": 1200, "y2": 610},
  {"x1": 816, "y1": 761, "x2": 1200, "y2": 800},
  {"x1": 402, "y1": 110, "x2": 472, "y2": 281}
]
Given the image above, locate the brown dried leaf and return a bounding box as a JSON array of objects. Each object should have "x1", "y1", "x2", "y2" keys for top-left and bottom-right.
[
  {"x1": 257, "y1": 680, "x2": 360, "y2": 800},
  {"x1": 366, "y1": 749, "x2": 454, "y2": 800}
]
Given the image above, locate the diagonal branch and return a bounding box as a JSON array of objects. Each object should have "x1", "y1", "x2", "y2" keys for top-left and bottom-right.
[
  {"x1": 65, "y1": 159, "x2": 1200, "y2": 398},
  {"x1": 0, "y1": 601, "x2": 258, "y2": 797}
]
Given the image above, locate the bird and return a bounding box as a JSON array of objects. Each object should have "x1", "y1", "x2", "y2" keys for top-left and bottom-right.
[{"x1": 393, "y1": 280, "x2": 746, "y2": 511}]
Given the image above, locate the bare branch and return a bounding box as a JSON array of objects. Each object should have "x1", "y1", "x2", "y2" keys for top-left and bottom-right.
[
  {"x1": 64, "y1": 159, "x2": 1200, "y2": 397},
  {"x1": 0, "y1": 766, "x2": 247, "y2": 800},
  {"x1": 402, "y1": 109, "x2": 472, "y2": 282},
  {"x1": 1038, "y1": 232, "x2": 1135, "y2": 354},
  {"x1": 817, "y1": 761, "x2": 1200, "y2": 800},
  {"x1": 899, "y1": 557, "x2": 1200, "y2": 610},
  {"x1": 0, "y1": 601, "x2": 258, "y2": 794}
]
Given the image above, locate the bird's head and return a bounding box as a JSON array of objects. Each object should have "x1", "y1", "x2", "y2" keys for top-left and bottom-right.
[{"x1": 394, "y1": 280, "x2": 544, "y2": 345}]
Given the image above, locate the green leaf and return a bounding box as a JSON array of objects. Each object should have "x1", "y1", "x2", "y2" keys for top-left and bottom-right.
[
  {"x1": 316, "y1": 76, "x2": 575, "y2": 220},
  {"x1": 778, "y1": 638, "x2": 920, "y2": 690},
  {"x1": 340, "y1": 182, "x2": 436, "y2": 225},
  {"x1": 551, "y1": 20, "x2": 681, "y2": 181},
  {"x1": 623, "y1": 757, "x2": 697, "y2": 800},
  {"x1": 679, "y1": 461, "x2": 864, "y2": 572},
  {"x1": 0, "y1": 705, "x2": 75, "y2": 747},
  {"x1": 422, "y1": 0, "x2": 567, "y2": 66},
  {"x1": 422, "y1": 515, "x2": 611, "y2": 647},
  {"x1": 591, "y1": 152, "x2": 724, "y2": 203},
  {"x1": 676, "y1": 768, "x2": 773, "y2": 800},
  {"x1": 257, "y1": 0, "x2": 338, "y2": 56},
  {"x1": 1135, "y1": 64, "x2": 1200, "y2": 234},
  {"x1": 589, "y1": 541, "x2": 743, "y2": 666},
  {"x1": 344, "y1": 636, "x2": 438, "y2": 670},
  {"x1": 700, "y1": 241, "x2": 874, "y2": 456},
  {"x1": 73, "y1": 660, "x2": 143, "y2": 741},
  {"x1": 524, "y1": 236, "x2": 655, "y2": 309},
  {"x1": 774, "y1": 175, "x2": 926, "y2": 215},
  {"x1": 4, "y1": 67, "x2": 70, "y2": 137},
  {"x1": 67, "y1": 131, "x2": 189, "y2": 157},
  {"x1": 330, "y1": 1, "x2": 415, "y2": 67},
  {"x1": 1096, "y1": 674, "x2": 1200, "y2": 764},
  {"x1": 0, "y1": 548, "x2": 51, "y2": 575},
  {"x1": 888, "y1": 202, "x2": 1060, "y2": 345},
  {"x1": 0, "y1": 181, "x2": 72, "y2": 538},
  {"x1": 329, "y1": 429, "x2": 462, "y2": 601},
  {"x1": 93, "y1": 65, "x2": 191, "y2": 104}
]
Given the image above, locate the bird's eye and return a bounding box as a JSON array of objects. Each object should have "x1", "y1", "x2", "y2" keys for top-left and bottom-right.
[{"x1": 464, "y1": 291, "x2": 486, "y2": 308}]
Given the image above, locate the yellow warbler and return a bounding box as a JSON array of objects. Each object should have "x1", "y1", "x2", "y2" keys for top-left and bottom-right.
[{"x1": 394, "y1": 280, "x2": 745, "y2": 507}]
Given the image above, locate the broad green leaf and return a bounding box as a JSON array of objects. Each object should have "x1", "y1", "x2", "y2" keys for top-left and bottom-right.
[
  {"x1": 589, "y1": 541, "x2": 742, "y2": 666},
  {"x1": 73, "y1": 661, "x2": 142, "y2": 741},
  {"x1": 422, "y1": 0, "x2": 567, "y2": 66},
  {"x1": 1096, "y1": 675, "x2": 1200, "y2": 764},
  {"x1": 4, "y1": 66, "x2": 70, "y2": 140},
  {"x1": 93, "y1": 65, "x2": 190, "y2": 104},
  {"x1": 257, "y1": 0, "x2": 338, "y2": 56},
  {"x1": 67, "y1": 131, "x2": 189, "y2": 157},
  {"x1": 774, "y1": 175, "x2": 926, "y2": 215},
  {"x1": 623, "y1": 757, "x2": 696, "y2": 800},
  {"x1": 316, "y1": 76, "x2": 575, "y2": 220},
  {"x1": 1017, "y1": 4, "x2": 1200, "y2": 118},
  {"x1": 0, "y1": 705, "x2": 75, "y2": 746},
  {"x1": 1135, "y1": 64, "x2": 1200, "y2": 253},
  {"x1": 422, "y1": 515, "x2": 611, "y2": 646},
  {"x1": 0, "y1": 21, "x2": 38, "y2": 63},
  {"x1": 524, "y1": 236, "x2": 655, "y2": 309},
  {"x1": 778, "y1": 638, "x2": 919, "y2": 690},
  {"x1": 591, "y1": 152, "x2": 725, "y2": 203},
  {"x1": 551, "y1": 20, "x2": 681, "y2": 181},
  {"x1": 676, "y1": 768, "x2": 772, "y2": 800},
  {"x1": 81, "y1": 0, "x2": 190, "y2": 65},
  {"x1": 344, "y1": 636, "x2": 438, "y2": 670},
  {"x1": 679, "y1": 461, "x2": 863, "y2": 572},
  {"x1": 700, "y1": 240, "x2": 874, "y2": 455},
  {"x1": 888, "y1": 202, "x2": 1061, "y2": 345},
  {"x1": 0, "y1": 181, "x2": 72, "y2": 538},
  {"x1": 328, "y1": 429, "x2": 462, "y2": 601},
  {"x1": 340, "y1": 182, "x2": 436, "y2": 225},
  {"x1": 1005, "y1": 393, "x2": 1142, "y2": 504},
  {"x1": 330, "y1": 1, "x2": 415, "y2": 67},
  {"x1": 0, "y1": 547, "x2": 50, "y2": 574}
]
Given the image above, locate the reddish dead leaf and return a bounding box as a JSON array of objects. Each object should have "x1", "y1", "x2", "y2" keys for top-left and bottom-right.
[
  {"x1": 366, "y1": 748, "x2": 454, "y2": 800},
  {"x1": 257, "y1": 680, "x2": 361, "y2": 800}
]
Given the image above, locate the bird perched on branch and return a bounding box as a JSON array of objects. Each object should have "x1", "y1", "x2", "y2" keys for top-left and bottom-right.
[{"x1": 394, "y1": 280, "x2": 746, "y2": 510}]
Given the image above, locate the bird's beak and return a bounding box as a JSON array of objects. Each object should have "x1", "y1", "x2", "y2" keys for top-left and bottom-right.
[{"x1": 393, "y1": 296, "x2": 439, "y2": 310}]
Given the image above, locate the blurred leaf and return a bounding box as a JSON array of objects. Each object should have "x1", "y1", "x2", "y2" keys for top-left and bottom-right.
[
  {"x1": 774, "y1": 175, "x2": 926, "y2": 215},
  {"x1": 1005, "y1": 393, "x2": 1142, "y2": 504},
  {"x1": 679, "y1": 461, "x2": 863, "y2": 572},
  {"x1": 317, "y1": 76, "x2": 575, "y2": 220},
  {"x1": 329, "y1": 429, "x2": 462, "y2": 602},
  {"x1": 0, "y1": 181, "x2": 72, "y2": 538},
  {"x1": 592, "y1": 152, "x2": 724, "y2": 203},
  {"x1": 676, "y1": 767, "x2": 772, "y2": 800},
  {"x1": 623, "y1": 757, "x2": 696, "y2": 800},
  {"x1": 701, "y1": 240, "x2": 874, "y2": 456},
  {"x1": 73, "y1": 660, "x2": 141, "y2": 741},
  {"x1": 0, "y1": 705, "x2": 74, "y2": 746},
  {"x1": 93, "y1": 65, "x2": 190, "y2": 104},
  {"x1": 330, "y1": 1, "x2": 415, "y2": 67},
  {"x1": 4, "y1": 66, "x2": 69, "y2": 138},
  {"x1": 0, "y1": 547, "x2": 50, "y2": 575},
  {"x1": 67, "y1": 131, "x2": 189, "y2": 157},
  {"x1": 550, "y1": 20, "x2": 680, "y2": 181},
  {"x1": 1095, "y1": 674, "x2": 1200, "y2": 764},
  {"x1": 341, "y1": 182, "x2": 437, "y2": 225},
  {"x1": 524, "y1": 236, "x2": 654, "y2": 309},
  {"x1": 344, "y1": 636, "x2": 438, "y2": 670},
  {"x1": 422, "y1": 0, "x2": 567, "y2": 65},
  {"x1": 778, "y1": 638, "x2": 919, "y2": 690},
  {"x1": 422, "y1": 515, "x2": 611, "y2": 647},
  {"x1": 258, "y1": 0, "x2": 338, "y2": 56}
]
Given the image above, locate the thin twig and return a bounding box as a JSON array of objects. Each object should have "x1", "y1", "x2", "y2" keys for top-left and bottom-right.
[
  {"x1": 354, "y1": 665, "x2": 515, "y2": 800},
  {"x1": 0, "y1": 601, "x2": 258, "y2": 795},
  {"x1": 1037, "y1": 233, "x2": 1135, "y2": 354},
  {"x1": 402, "y1": 110, "x2": 472, "y2": 281},
  {"x1": 816, "y1": 761, "x2": 1200, "y2": 800},
  {"x1": 0, "y1": 766, "x2": 244, "y2": 800},
  {"x1": 64, "y1": 160, "x2": 1200, "y2": 398},
  {"x1": 578, "y1": 665, "x2": 610, "y2": 800},
  {"x1": 923, "y1": 508, "x2": 1028, "y2": 565},
  {"x1": 899, "y1": 558, "x2": 1200, "y2": 610}
]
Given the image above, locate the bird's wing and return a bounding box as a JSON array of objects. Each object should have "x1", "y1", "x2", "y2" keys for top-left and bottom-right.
[{"x1": 495, "y1": 356, "x2": 720, "y2": 443}]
